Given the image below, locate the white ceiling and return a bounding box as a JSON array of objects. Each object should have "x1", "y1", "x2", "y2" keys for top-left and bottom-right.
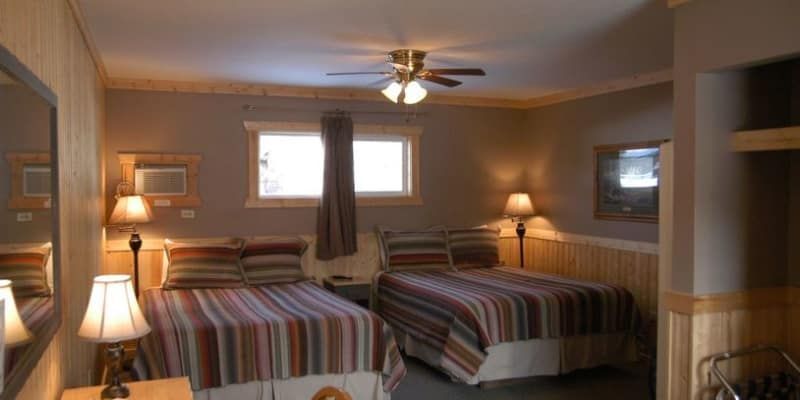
[{"x1": 79, "y1": 0, "x2": 673, "y2": 100}]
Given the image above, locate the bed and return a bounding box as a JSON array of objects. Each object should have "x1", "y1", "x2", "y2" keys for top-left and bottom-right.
[
  {"x1": 132, "y1": 237, "x2": 406, "y2": 400},
  {"x1": 375, "y1": 266, "x2": 641, "y2": 385},
  {"x1": 5, "y1": 296, "x2": 54, "y2": 374}
]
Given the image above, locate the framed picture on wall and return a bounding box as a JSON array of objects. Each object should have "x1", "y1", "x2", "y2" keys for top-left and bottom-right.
[{"x1": 593, "y1": 140, "x2": 668, "y2": 223}]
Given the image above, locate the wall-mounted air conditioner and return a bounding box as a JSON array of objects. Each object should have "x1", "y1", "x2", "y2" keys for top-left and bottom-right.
[
  {"x1": 134, "y1": 165, "x2": 187, "y2": 196},
  {"x1": 22, "y1": 165, "x2": 51, "y2": 197}
]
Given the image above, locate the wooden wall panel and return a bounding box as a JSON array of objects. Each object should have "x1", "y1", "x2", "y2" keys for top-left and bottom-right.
[
  {"x1": 666, "y1": 311, "x2": 691, "y2": 400},
  {"x1": 789, "y1": 287, "x2": 800, "y2": 364},
  {"x1": 503, "y1": 236, "x2": 659, "y2": 318},
  {"x1": 0, "y1": 0, "x2": 106, "y2": 398},
  {"x1": 664, "y1": 289, "x2": 796, "y2": 400}
]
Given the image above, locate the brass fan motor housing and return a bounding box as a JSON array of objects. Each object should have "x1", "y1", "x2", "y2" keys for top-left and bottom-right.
[{"x1": 387, "y1": 49, "x2": 427, "y2": 77}]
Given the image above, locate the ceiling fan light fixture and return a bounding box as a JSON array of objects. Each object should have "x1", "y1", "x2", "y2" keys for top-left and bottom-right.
[
  {"x1": 381, "y1": 81, "x2": 403, "y2": 103},
  {"x1": 403, "y1": 81, "x2": 427, "y2": 105}
]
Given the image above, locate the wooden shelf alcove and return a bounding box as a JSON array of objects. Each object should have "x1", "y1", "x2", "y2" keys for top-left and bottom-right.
[{"x1": 731, "y1": 126, "x2": 800, "y2": 152}]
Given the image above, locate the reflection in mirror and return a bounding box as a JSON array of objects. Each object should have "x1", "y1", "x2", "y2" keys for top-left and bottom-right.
[{"x1": 0, "y1": 59, "x2": 59, "y2": 398}]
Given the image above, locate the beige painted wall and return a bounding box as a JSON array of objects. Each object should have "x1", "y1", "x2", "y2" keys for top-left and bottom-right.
[
  {"x1": 692, "y1": 70, "x2": 789, "y2": 294},
  {"x1": 0, "y1": 0, "x2": 106, "y2": 398},
  {"x1": 0, "y1": 84, "x2": 53, "y2": 243},
  {"x1": 522, "y1": 83, "x2": 673, "y2": 243},
  {"x1": 104, "y1": 90, "x2": 528, "y2": 242},
  {"x1": 672, "y1": 0, "x2": 800, "y2": 294}
]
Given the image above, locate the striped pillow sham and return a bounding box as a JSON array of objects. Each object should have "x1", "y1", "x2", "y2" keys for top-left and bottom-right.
[
  {"x1": 0, "y1": 247, "x2": 51, "y2": 297},
  {"x1": 240, "y1": 237, "x2": 308, "y2": 286},
  {"x1": 163, "y1": 238, "x2": 245, "y2": 289},
  {"x1": 447, "y1": 226, "x2": 501, "y2": 269},
  {"x1": 377, "y1": 226, "x2": 453, "y2": 272}
]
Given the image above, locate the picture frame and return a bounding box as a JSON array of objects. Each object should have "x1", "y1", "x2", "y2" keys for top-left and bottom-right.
[{"x1": 593, "y1": 140, "x2": 667, "y2": 223}]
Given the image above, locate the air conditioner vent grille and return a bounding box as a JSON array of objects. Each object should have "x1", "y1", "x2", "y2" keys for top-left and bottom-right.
[
  {"x1": 134, "y1": 165, "x2": 187, "y2": 196},
  {"x1": 23, "y1": 165, "x2": 52, "y2": 197}
]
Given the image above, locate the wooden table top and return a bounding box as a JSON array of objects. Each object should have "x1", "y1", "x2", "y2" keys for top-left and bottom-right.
[{"x1": 61, "y1": 377, "x2": 192, "y2": 400}]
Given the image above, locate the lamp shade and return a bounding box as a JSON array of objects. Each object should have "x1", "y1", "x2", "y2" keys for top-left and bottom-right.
[
  {"x1": 0, "y1": 280, "x2": 32, "y2": 347},
  {"x1": 108, "y1": 195, "x2": 153, "y2": 226},
  {"x1": 403, "y1": 81, "x2": 428, "y2": 105},
  {"x1": 503, "y1": 193, "x2": 535, "y2": 217},
  {"x1": 78, "y1": 275, "x2": 151, "y2": 343},
  {"x1": 381, "y1": 82, "x2": 402, "y2": 103}
]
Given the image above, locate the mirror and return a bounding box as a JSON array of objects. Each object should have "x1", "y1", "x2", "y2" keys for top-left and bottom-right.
[{"x1": 0, "y1": 45, "x2": 60, "y2": 398}]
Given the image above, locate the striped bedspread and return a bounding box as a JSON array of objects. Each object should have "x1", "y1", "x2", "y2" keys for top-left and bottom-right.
[
  {"x1": 133, "y1": 281, "x2": 406, "y2": 392},
  {"x1": 6, "y1": 296, "x2": 54, "y2": 376},
  {"x1": 377, "y1": 266, "x2": 640, "y2": 381}
]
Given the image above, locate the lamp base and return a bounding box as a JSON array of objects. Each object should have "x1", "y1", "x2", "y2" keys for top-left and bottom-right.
[
  {"x1": 515, "y1": 220, "x2": 526, "y2": 268},
  {"x1": 101, "y1": 383, "x2": 130, "y2": 400},
  {"x1": 102, "y1": 342, "x2": 129, "y2": 399}
]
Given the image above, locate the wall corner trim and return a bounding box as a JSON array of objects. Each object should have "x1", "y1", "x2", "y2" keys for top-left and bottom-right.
[
  {"x1": 664, "y1": 287, "x2": 793, "y2": 315},
  {"x1": 66, "y1": 0, "x2": 108, "y2": 85}
]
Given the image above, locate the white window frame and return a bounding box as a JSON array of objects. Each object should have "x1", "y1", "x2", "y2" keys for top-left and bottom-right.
[{"x1": 244, "y1": 121, "x2": 422, "y2": 208}]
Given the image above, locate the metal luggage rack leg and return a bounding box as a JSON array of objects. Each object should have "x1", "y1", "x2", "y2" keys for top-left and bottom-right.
[{"x1": 711, "y1": 345, "x2": 800, "y2": 400}]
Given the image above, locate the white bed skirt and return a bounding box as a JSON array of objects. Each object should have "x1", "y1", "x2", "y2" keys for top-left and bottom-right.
[
  {"x1": 397, "y1": 329, "x2": 638, "y2": 385},
  {"x1": 191, "y1": 371, "x2": 388, "y2": 400}
]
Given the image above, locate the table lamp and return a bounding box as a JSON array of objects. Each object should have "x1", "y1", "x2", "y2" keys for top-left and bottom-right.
[
  {"x1": 0, "y1": 280, "x2": 32, "y2": 348},
  {"x1": 108, "y1": 182, "x2": 154, "y2": 296},
  {"x1": 503, "y1": 193, "x2": 534, "y2": 268},
  {"x1": 78, "y1": 275, "x2": 151, "y2": 400}
]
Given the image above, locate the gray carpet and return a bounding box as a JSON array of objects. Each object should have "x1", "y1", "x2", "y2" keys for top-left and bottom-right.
[{"x1": 392, "y1": 357, "x2": 649, "y2": 400}]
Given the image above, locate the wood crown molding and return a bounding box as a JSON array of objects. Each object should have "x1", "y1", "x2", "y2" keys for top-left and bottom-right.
[
  {"x1": 663, "y1": 287, "x2": 793, "y2": 315},
  {"x1": 106, "y1": 77, "x2": 529, "y2": 109},
  {"x1": 522, "y1": 69, "x2": 673, "y2": 109},
  {"x1": 66, "y1": 0, "x2": 108, "y2": 84},
  {"x1": 106, "y1": 68, "x2": 673, "y2": 110}
]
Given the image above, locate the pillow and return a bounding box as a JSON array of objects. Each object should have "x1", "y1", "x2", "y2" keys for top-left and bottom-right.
[
  {"x1": 0, "y1": 246, "x2": 51, "y2": 297},
  {"x1": 240, "y1": 237, "x2": 308, "y2": 285},
  {"x1": 377, "y1": 226, "x2": 452, "y2": 272},
  {"x1": 447, "y1": 226, "x2": 500, "y2": 269},
  {"x1": 163, "y1": 238, "x2": 245, "y2": 289}
]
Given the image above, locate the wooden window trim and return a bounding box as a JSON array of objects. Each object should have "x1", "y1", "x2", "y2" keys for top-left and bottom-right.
[
  {"x1": 118, "y1": 152, "x2": 202, "y2": 208},
  {"x1": 6, "y1": 152, "x2": 51, "y2": 210},
  {"x1": 244, "y1": 121, "x2": 423, "y2": 208}
]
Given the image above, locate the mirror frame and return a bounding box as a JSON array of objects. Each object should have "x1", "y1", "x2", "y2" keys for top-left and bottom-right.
[{"x1": 0, "y1": 43, "x2": 61, "y2": 399}]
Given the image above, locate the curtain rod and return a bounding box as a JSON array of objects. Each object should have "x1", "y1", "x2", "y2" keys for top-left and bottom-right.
[{"x1": 242, "y1": 104, "x2": 428, "y2": 117}]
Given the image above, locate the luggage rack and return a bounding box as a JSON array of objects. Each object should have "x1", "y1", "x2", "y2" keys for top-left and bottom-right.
[{"x1": 711, "y1": 345, "x2": 800, "y2": 400}]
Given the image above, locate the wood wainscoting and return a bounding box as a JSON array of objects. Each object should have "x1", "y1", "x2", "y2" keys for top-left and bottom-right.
[
  {"x1": 662, "y1": 287, "x2": 799, "y2": 400},
  {"x1": 499, "y1": 228, "x2": 659, "y2": 319},
  {"x1": 108, "y1": 229, "x2": 660, "y2": 320}
]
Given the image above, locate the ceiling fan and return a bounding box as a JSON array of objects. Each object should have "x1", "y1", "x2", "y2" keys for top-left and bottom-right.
[{"x1": 327, "y1": 49, "x2": 486, "y2": 105}]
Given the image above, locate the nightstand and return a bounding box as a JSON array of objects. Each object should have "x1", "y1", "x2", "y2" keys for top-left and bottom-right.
[
  {"x1": 323, "y1": 277, "x2": 371, "y2": 308},
  {"x1": 61, "y1": 377, "x2": 192, "y2": 400}
]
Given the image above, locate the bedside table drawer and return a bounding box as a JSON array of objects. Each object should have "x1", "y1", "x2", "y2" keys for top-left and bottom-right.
[{"x1": 337, "y1": 284, "x2": 370, "y2": 301}]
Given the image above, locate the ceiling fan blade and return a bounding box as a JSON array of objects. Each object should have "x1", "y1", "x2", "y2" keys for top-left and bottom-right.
[
  {"x1": 367, "y1": 76, "x2": 395, "y2": 87},
  {"x1": 418, "y1": 74, "x2": 462, "y2": 87},
  {"x1": 423, "y1": 68, "x2": 486, "y2": 76},
  {"x1": 326, "y1": 72, "x2": 393, "y2": 76}
]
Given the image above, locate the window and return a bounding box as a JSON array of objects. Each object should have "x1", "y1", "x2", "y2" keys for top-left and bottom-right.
[{"x1": 245, "y1": 121, "x2": 422, "y2": 208}]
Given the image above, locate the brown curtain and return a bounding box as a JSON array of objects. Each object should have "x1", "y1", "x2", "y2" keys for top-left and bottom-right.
[{"x1": 316, "y1": 113, "x2": 357, "y2": 260}]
